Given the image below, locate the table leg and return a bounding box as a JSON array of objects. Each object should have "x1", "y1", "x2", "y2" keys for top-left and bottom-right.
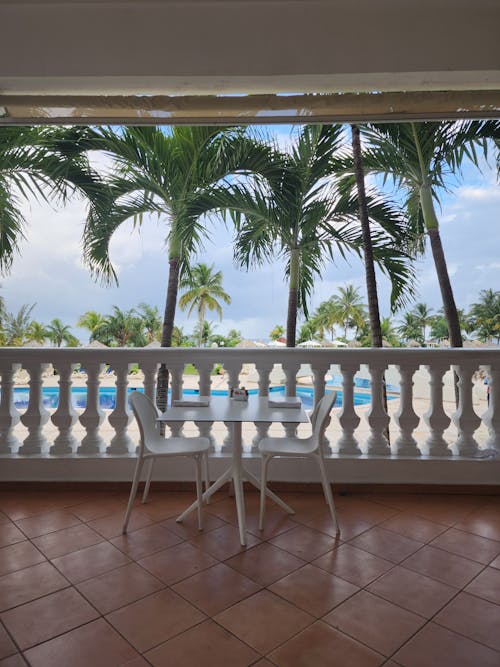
[
  {"x1": 231, "y1": 421, "x2": 247, "y2": 546},
  {"x1": 176, "y1": 467, "x2": 232, "y2": 523},
  {"x1": 243, "y1": 469, "x2": 296, "y2": 515}
]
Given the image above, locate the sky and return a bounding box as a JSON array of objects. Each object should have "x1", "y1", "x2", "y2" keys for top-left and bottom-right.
[{"x1": 2, "y1": 126, "x2": 499, "y2": 343}]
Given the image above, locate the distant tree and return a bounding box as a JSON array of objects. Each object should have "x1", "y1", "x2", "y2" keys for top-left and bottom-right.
[
  {"x1": 468, "y1": 289, "x2": 500, "y2": 343},
  {"x1": 313, "y1": 299, "x2": 340, "y2": 341},
  {"x1": 269, "y1": 324, "x2": 285, "y2": 341},
  {"x1": 136, "y1": 303, "x2": 162, "y2": 343},
  {"x1": 397, "y1": 312, "x2": 424, "y2": 345},
  {"x1": 98, "y1": 306, "x2": 145, "y2": 347},
  {"x1": 46, "y1": 318, "x2": 77, "y2": 347},
  {"x1": 178, "y1": 263, "x2": 231, "y2": 347},
  {"x1": 27, "y1": 321, "x2": 48, "y2": 344},
  {"x1": 411, "y1": 303, "x2": 434, "y2": 342},
  {"x1": 226, "y1": 329, "x2": 243, "y2": 347},
  {"x1": 171, "y1": 325, "x2": 186, "y2": 347},
  {"x1": 297, "y1": 319, "x2": 321, "y2": 344},
  {"x1": 193, "y1": 320, "x2": 215, "y2": 347},
  {"x1": 2, "y1": 304, "x2": 36, "y2": 345},
  {"x1": 332, "y1": 285, "x2": 367, "y2": 339},
  {"x1": 77, "y1": 310, "x2": 107, "y2": 343}
]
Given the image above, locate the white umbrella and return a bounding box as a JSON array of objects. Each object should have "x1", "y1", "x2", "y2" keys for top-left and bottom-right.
[
  {"x1": 297, "y1": 339, "x2": 322, "y2": 348},
  {"x1": 331, "y1": 339, "x2": 348, "y2": 348},
  {"x1": 268, "y1": 340, "x2": 286, "y2": 347}
]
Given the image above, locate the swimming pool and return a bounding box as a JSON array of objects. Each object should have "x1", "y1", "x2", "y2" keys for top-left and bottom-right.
[{"x1": 11, "y1": 385, "x2": 379, "y2": 410}]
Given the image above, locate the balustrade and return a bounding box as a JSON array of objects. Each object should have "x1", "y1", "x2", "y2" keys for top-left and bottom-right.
[{"x1": 0, "y1": 347, "x2": 498, "y2": 479}]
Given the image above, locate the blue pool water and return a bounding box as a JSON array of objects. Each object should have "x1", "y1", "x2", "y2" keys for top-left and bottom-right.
[{"x1": 10, "y1": 385, "x2": 380, "y2": 410}]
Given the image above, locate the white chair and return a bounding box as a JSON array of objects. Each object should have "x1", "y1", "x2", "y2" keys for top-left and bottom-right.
[
  {"x1": 122, "y1": 391, "x2": 210, "y2": 533},
  {"x1": 259, "y1": 391, "x2": 340, "y2": 533}
]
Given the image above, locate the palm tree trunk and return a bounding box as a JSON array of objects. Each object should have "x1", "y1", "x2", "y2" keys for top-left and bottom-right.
[
  {"x1": 286, "y1": 249, "x2": 300, "y2": 347},
  {"x1": 351, "y1": 124, "x2": 389, "y2": 442},
  {"x1": 157, "y1": 256, "x2": 181, "y2": 413}
]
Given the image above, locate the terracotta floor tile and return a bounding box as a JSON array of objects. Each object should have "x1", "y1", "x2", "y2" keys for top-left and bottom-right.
[
  {"x1": 380, "y1": 513, "x2": 447, "y2": 543},
  {"x1": 312, "y1": 543, "x2": 394, "y2": 587},
  {"x1": 0, "y1": 513, "x2": 9, "y2": 526},
  {"x1": 434, "y1": 591, "x2": 500, "y2": 652},
  {"x1": 110, "y1": 524, "x2": 183, "y2": 560},
  {"x1": 393, "y1": 622, "x2": 500, "y2": 667},
  {"x1": 31, "y1": 524, "x2": 104, "y2": 559},
  {"x1": 464, "y1": 566, "x2": 500, "y2": 604},
  {"x1": 0, "y1": 623, "x2": 16, "y2": 660},
  {"x1": 51, "y1": 541, "x2": 131, "y2": 584},
  {"x1": 214, "y1": 590, "x2": 313, "y2": 654},
  {"x1": 161, "y1": 511, "x2": 226, "y2": 539},
  {"x1": 429, "y1": 527, "x2": 500, "y2": 564},
  {"x1": 305, "y1": 508, "x2": 373, "y2": 540},
  {"x1": 334, "y1": 497, "x2": 399, "y2": 524},
  {"x1": 76, "y1": 562, "x2": 164, "y2": 614},
  {"x1": 0, "y1": 562, "x2": 68, "y2": 612},
  {"x1": 268, "y1": 621, "x2": 384, "y2": 667},
  {"x1": 269, "y1": 525, "x2": 336, "y2": 561},
  {"x1": 0, "y1": 587, "x2": 98, "y2": 650},
  {"x1": 138, "y1": 541, "x2": 218, "y2": 585},
  {"x1": 324, "y1": 590, "x2": 425, "y2": 656},
  {"x1": 140, "y1": 493, "x2": 200, "y2": 522},
  {"x1": 121, "y1": 658, "x2": 150, "y2": 667},
  {"x1": 14, "y1": 510, "x2": 81, "y2": 539},
  {"x1": 367, "y1": 566, "x2": 457, "y2": 618},
  {"x1": 269, "y1": 563, "x2": 358, "y2": 617},
  {"x1": 454, "y1": 508, "x2": 500, "y2": 541},
  {"x1": 226, "y1": 542, "x2": 305, "y2": 586},
  {"x1": 491, "y1": 553, "x2": 500, "y2": 569},
  {"x1": 0, "y1": 541, "x2": 45, "y2": 576},
  {"x1": 349, "y1": 527, "x2": 424, "y2": 563},
  {"x1": 0, "y1": 524, "x2": 25, "y2": 549},
  {"x1": 23, "y1": 618, "x2": 138, "y2": 667},
  {"x1": 401, "y1": 545, "x2": 484, "y2": 588},
  {"x1": 246, "y1": 508, "x2": 299, "y2": 539},
  {"x1": 172, "y1": 562, "x2": 261, "y2": 615},
  {"x1": 0, "y1": 497, "x2": 60, "y2": 522},
  {"x1": 0, "y1": 655, "x2": 27, "y2": 667},
  {"x1": 189, "y1": 524, "x2": 261, "y2": 560},
  {"x1": 69, "y1": 497, "x2": 125, "y2": 522},
  {"x1": 106, "y1": 589, "x2": 205, "y2": 652},
  {"x1": 87, "y1": 509, "x2": 153, "y2": 539},
  {"x1": 145, "y1": 619, "x2": 259, "y2": 667},
  {"x1": 250, "y1": 661, "x2": 274, "y2": 667}
]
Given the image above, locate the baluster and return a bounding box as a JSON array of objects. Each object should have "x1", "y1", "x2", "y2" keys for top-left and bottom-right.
[
  {"x1": 283, "y1": 361, "x2": 300, "y2": 438},
  {"x1": 195, "y1": 360, "x2": 215, "y2": 449},
  {"x1": 0, "y1": 363, "x2": 21, "y2": 454},
  {"x1": 393, "y1": 364, "x2": 421, "y2": 456},
  {"x1": 167, "y1": 364, "x2": 184, "y2": 437},
  {"x1": 252, "y1": 362, "x2": 272, "y2": 452},
  {"x1": 483, "y1": 365, "x2": 500, "y2": 454},
  {"x1": 365, "y1": 363, "x2": 391, "y2": 455},
  {"x1": 78, "y1": 361, "x2": 106, "y2": 454},
  {"x1": 423, "y1": 364, "x2": 452, "y2": 456},
  {"x1": 222, "y1": 361, "x2": 242, "y2": 452},
  {"x1": 311, "y1": 364, "x2": 330, "y2": 454},
  {"x1": 19, "y1": 363, "x2": 50, "y2": 455},
  {"x1": 141, "y1": 361, "x2": 159, "y2": 402},
  {"x1": 452, "y1": 363, "x2": 481, "y2": 456},
  {"x1": 50, "y1": 361, "x2": 78, "y2": 455},
  {"x1": 107, "y1": 363, "x2": 133, "y2": 454},
  {"x1": 337, "y1": 362, "x2": 361, "y2": 455}
]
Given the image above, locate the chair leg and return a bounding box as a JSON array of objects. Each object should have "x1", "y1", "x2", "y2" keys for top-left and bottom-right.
[
  {"x1": 259, "y1": 455, "x2": 271, "y2": 531},
  {"x1": 123, "y1": 456, "x2": 145, "y2": 534},
  {"x1": 316, "y1": 454, "x2": 340, "y2": 534},
  {"x1": 142, "y1": 458, "x2": 155, "y2": 503},
  {"x1": 194, "y1": 455, "x2": 204, "y2": 531},
  {"x1": 203, "y1": 452, "x2": 211, "y2": 504}
]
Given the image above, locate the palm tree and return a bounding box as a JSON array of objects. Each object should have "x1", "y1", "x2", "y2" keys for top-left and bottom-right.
[
  {"x1": 269, "y1": 325, "x2": 285, "y2": 341},
  {"x1": 193, "y1": 320, "x2": 215, "y2": 348},
  {"x1": 468, "y1": 289, "x2": 500, "y2": 343},
  {"x1": 332, "y1": 285, "x2": 367, "y2": 339},
  {"x1": 178, "y1": 263, "x2": 231, "y2": 347},
  {"x1": 222, "y1": 125, "x2": 411, "y2": 346},
  {"x1": 27, "y1": 321, "x2": 48, "y2": 344},
  {"x1": 83, "y1": 125, "x2": 273, "y2": 409},
  {"x1": 2, "y1": 304, "x2": 35, "y2": 345},
  {"x1": 98, "y1": 307, "x2": 144, "y2": 347},
  {"x1": 361, "y1": 120, "x2": 500, "y2": 347},
  {"x1": 46, "y1": 318, "x2": 77, "y2": 347},
  {"x1": 397, "y1": 312, "x2": 424, "y2": 345},
  {"x1": 77, "y1": 310, "x2": 107, "y2": 343},
  {"x1": 313, "y1": 299, "x2": 340, "y2": 341},
  {"x1": 136, "y1": 303, "x2": 162, "y2": 343},
  {"x1": 0, "y1": 126, "x2": 103, "y2": 274},
  {"x1": 411, "y1": 303, "x2": 434, "y2": 343}
]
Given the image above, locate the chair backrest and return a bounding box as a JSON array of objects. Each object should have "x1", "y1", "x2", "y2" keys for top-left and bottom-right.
[
  {"x1": 129, "y1": 391, "x2": 160, "y2": 452},
  {"x1": 311, "y1": 391, "x2": 337, "y2": 444}
]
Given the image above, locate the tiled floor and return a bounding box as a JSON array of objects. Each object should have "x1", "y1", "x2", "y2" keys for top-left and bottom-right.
[{"x1": 0, "y1": 487, "x2": 500, "y2": 666}]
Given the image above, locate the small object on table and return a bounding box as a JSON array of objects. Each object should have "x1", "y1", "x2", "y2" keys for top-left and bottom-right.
[
  {"x1": 230, "y1": 386, "x2": 249, "y2": 401},
  {"x1": 173, "y1": 396, "x2": 210, "y2": 407},
  {"x1": 268, "y1": 396, "x2": 301, "y2": 408}
]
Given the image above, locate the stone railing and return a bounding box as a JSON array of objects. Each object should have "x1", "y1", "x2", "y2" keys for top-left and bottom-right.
[{"x1": 1, "y1": 347, "x2": 499, "y2": 483}]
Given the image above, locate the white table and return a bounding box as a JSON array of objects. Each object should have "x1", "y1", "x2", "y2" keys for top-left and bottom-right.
[{"x1": 158, "y1": 396, "x2": 309, "y2": 545}]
